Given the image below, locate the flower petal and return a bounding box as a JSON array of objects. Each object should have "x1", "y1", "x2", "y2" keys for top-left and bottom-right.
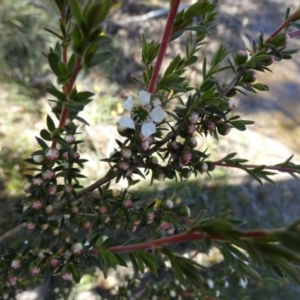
[
  {"x1": 123, "y1": 96, "x2": 134, "y2": 111},
  {"x1": 152, "y1": 98, "x2": 162, "y2": 107},
  {"x1": 118, "y1": 115, "x2": 135, "y2": 129},
  {"x1": 138, "y1": 90, "x2": 151, "y2": 106},
  {"x1": 141, "y1": 122, "x2": 156, "y2": 137},
  {"x1": 149, "y1": 106, "x2": 165, "y2": 123}
]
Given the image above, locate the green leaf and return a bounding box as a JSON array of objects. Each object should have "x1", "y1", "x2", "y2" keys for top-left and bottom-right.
[
  {"x1": 274, "y1": 231, "x2": 300, "y2": 253},
  {"x1": 40, "y1": 129, "x2": 52, "y2": 141},
  {"x1": 251, "y1": 83, "x2": 270, "y2": 91},
  {"x1": 47, "y1": 86, "x2": 66, "y2": 101},
  {"x1": 140, "y1": 252, "x2": 157, "y2": 276},
  {"x1": 35, "y1": 136, "x2": 48, "y2": 150},
  {"x1": 69, "y1": 262, "x2": 81, "y2": 283},
  {"x1": 70, "y1": 0, "x2": 83, "y2": 23},
  {"x1": 87, "y1": 51, "x2": 113, "y2": 67},
  {"x1": 46, "y1": 115, "x2": 56, "y2": 132},
  {"x1": 48, "y1": 52, "x2": 61, "y2": 77},
  {"x1": 43, "y1": 28, "x2": 63, "y2": 40},
  {"x1": 102, "y1": 236, "x2": 115, "y2": 248}
]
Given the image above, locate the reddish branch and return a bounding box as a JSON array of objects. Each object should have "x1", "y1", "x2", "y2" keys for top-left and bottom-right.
[
  {"x1": 108, "y1": 229, "x2": 268, "y2": 253},
  {"x1": 147, "y1": 0, "x2": 181, "y2": 93}
]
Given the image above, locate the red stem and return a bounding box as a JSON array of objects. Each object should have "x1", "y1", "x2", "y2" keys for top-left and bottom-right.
[
  {"x1": 147, "y1": 0, "x2": 181, "y2": 93},
  {"x1": 213, "y1": 162, "x2": 299, "y2": 174},
  {"x1": 266, "y1": 9, "x2": 300, "y2": 40},
  {"x1": 108, "y1": 229, "x2": 267, "y2": 253}
]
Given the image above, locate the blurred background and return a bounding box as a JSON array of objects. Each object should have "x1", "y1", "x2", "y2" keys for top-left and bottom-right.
[{"x1": 1, "y1": 0, "x2": 300, "y2": 298}]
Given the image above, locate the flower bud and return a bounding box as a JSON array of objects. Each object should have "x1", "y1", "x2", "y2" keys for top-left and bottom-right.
[
  {"x1": 11, "y1": 259, "x2": 21, "y2": 269},
  {"x1": 119, "y1": 161, "x2": 130, "y2": 170},
  {"x1": 206, "y1": 161, "x2": 216, "y2": 171},
  {"x1": 167, "y1": 141, "x2": 181, "y2": 153},
  {"x1": 121, "y1": 147, "x2": 133, "y2": 159},
  {"x1": 27, "y1": 222, "x2": 36, "y2": 230},
  {"x1": 269, "y1": 32, "x2": 289, "y2": 47},
  {"x1": 84, "y1": 220, "x2": 92, "y2": 229},
  {"x1": 160, "y1": 220, "x2": 170, "y2": 230},
  {"x1": 180, "y1": 168, "x2": 192, "y2": 178},
  {"x1": 234, "y1": 50, "x2": 248, "y2": 65},
  {"x1": 45, "y1": 205, "x2": 53, "y2": 214},
  {"x1": 72, "y1": 152, "x2": 80, "y2": 160},
  {"x1": 23, "y1": 182, "x2": 32, "y2": 193},
  {"x1": 180, "y1": 150, "x2": 192, "y2": 165},
  {"x1": 263, "y1": 55, "x2": 275, "y2": 66},
  {"x1": 146, "y1": 156, "x2": 158, "y2": 165},
  {"x1": 141, "y1": 140, "x2": 149, "y2": 151},
  {"x1": 42, "y1": 169, "x2": 55, "y2": 180},
  {"x1": 32, "y1": 154, "x2": 45, "y2": 163},
  {"x1": 72, "y1": 242, "x2": 83, "y2": 255},
  {"x1": 32, "y1": 177, "x2": 43, "y2": 187},
  {"x1": 126, "y1": 169, "x2": 133, "y2": 177},
  {"x1": 62, "y1": 272, "x2": 73, "y2": 281},
  {"x1": 226, "y1": 89, "x2": 237, "y2": 98},
  {"x1": 62, "y1": 152, "x2": 69, "y2": 159},
  {"x1": 65, "y1": 185, "x2": 73, "y2": 193},
  {"x1": 176, "y1": 205, "x2": 191, "y2": 217},
  {"x1": 202, "y1": 119, "x2": 216, "y2": 131},
  {"x1": 123, "y1": 199, "x2": 132, "y2": 208},
  {"x1": 50, "y1": 258, "x2": 61, "y2": 268},
  {"x1": 8, "y1": 276, "x2": 17, "y2": 286},
  {"x1": 187, "y1": 124, "x2": 196, "y2": 135},
  {"x1": 32, "y1": 200, "x2": 42, "y2": 210},
  {"x1": 184, "y1": 137, "x2": 198, "y2": 148},
  {"x1": 241, "y1": 70, "x2": 257, "y2": 83},
  {"x1": 45, "y1": 148, "x2": 60, "y2": 161},
  {"x1": 217, "y1": 123, "x2": 232, "y2": 136},
  {"x1": 72, "y1": 206, "x2": 79, "y2": 214},
  {"x1": 30, "y1": 266, "x2": 40, "y2": 276},
  {"x1": 52, "y1": 228, "x2": 60, "y2": 236},
  {"x1": 101, "y1": 214, "x2": 110, "y2": 223},
  {"x1": 48, "y1": 185, "x2": 57, "y2": 195},
  {"x1": 162, "y1": 199, "x2": 174, "y2": 210},
  {"x1": 41, "y1": 223, "x2": 49, "y2": 231},
  {"x1": 65, "y1": 135, "x2": 75, "y2": 144},
  {"x1": 226, "y1": 99, "x2": 235, "y2": 110},
  {"x1": 196, "y1": 162, "x2": 208, "y2": 173},
  {"x1": 153, "y1": 170, "x2": 165, "y2": 181},
  {"x1": 188, "y1": 112, "x2": 200, "y2": 124}
]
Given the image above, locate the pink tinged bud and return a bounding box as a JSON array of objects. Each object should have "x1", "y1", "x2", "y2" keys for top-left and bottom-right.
[
  {"x1": 148, "y1": 211, "x2": 156, "y2": 220},
  {"x1": 141, "y1": 140, "x2": 149, "y2": 151},
  {"x1": 139, "y1": 132, "x2": 149, "y2": 142},
  {"x1": 119, "y1": 161, "x2": 130, "y2": 170},
  {"x1": 185, "y1": 137, "x2": 198, "y2": 148},
  {"x1": 187, "y1": 124, "x2": 196, "y2": 134},
  {"x1": 181, "y1": 151, "x2": 192, "y2": 165},
  {"x1": 99, "y1": 205, "x2": 109, "y2": 214},
  {"x1": 42, "y1": 169, "x2": 55, "y2": 180},
  {"x1": 148, "y1": 135, "x2": 155, "y2": 144},
  {"x1": 121, "y1": 147, "x2": 133, "y2": 159},
  {"x1": 45, "y1": 205, "x2": 53, "y2": 214},
  {"x1": 160, "y1": 221, "x2": 170, "y2": 230},
  {"x1": 104, "y1": 215, "x2": 110, "y2": 223},
  {"x1": 188, "y1": 112, "x2": 200, "y2": 125},
  {"x1": 65, "y1": 185, "x2": 73, "y2": 193},
  {"x1": 33, "y1": 154, "x2": 44, "y2": 163},
  {"x1": 65, "y1": 118, "x2": 71, "y2": 126},
  {"x1": 33, "y1": 177, "x2": 43, "y2": 187},
  {"x1": 72, "y1": 242, "x2": 83, "y2": 254},
  {"x1": 155, "y1": 171, "x2": 165, "y2": 181},
  {"x1": 227, "y1": 100, "x2": 234, "y2": 110},
  {"x1": 167, "y1": 227, "x2": 175, "y2": 234},
  {"x1": 52, "y1": 228, "x2": 60, "y2": 236},
  {"x1": 62, "y1": 152, "x2": 69, "y2": 159},
  {"x1": 84, "y1": 221, "x2": 92, "y2": 229},
  {"x1": 72, "y1": 152, "x2": 80, "y2": 160},
  {"x1": 48, "y1": 185, "x2": 57, "y2": 195},
  {"x1": 168, "y1": 141, "x2": 181, "y2": 152},
  {"x1": 8, "y1": 276, "x2": 18, "y2": 286},
  {"x1": 30, "y1": 266, "x2": 40, "y2": 275},
  {"x1": 126, "y1": 169, "x2": 133, "y2": 177},
  {"x1": 165, "y1": 199, "x2": 174, "y2": 209},
  {"x1": 62, "y1": 272, "x2": 73, "y2": 281},
  {"x1": 50, "y1": 258, "x2": 60, "y2": 268},
  {"x1": 133, "y1": 219, "x2": 141, "y2": 225},
  {"x1": 23, "y1": 182, "x2": 32, "y2": 193},
  {"x1": 65, "y1": 135, "x2": 75, "y2": 144},
  {"x1": 131, "y1": 225, "x2": 137, "y2": 232},
  {"x1": 123, "y1": 199, "x2": 132, "y2": 208},
  {"x1": 45, "y1": 148, "x2": 60, "y2": 161},
  {"x1": 61, "y1": 162, "x2": 69, "y2": 170},
  {"x1": 41, "y1": 223, "x2": 49, "y2": 230},
  {"x1": 27, "y1": 222, "x2": 36, "y2": 230},
  {"x1": 32, "y1": 200, "x2": 42, "y2": 210},
  {"x1": 72, "y1": 206, "x2": 79, "y2": 214},
  {"x1": 207, "y1": 121, "x2": 216, "y2": 131},
  {"x1": 11, "y1": 259, "x2": 21, "y2": 270}
]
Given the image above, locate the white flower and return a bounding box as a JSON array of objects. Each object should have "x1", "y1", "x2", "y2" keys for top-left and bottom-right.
[{"x1": 118, "y1": 90, "x2": 165, "y2": 138}]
